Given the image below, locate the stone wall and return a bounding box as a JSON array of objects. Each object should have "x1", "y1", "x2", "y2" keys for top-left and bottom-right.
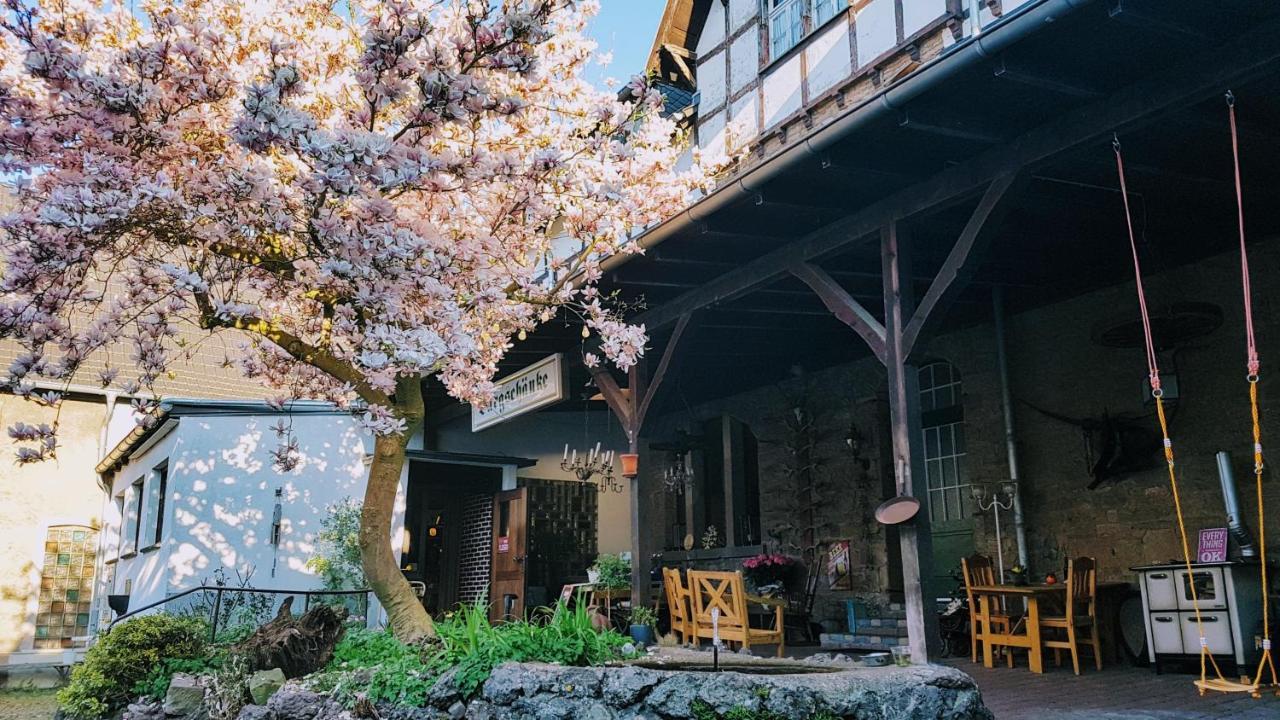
[
  {"x1": 241, "y1": 659, "x2": 992, "y2": 720},
  {"x1": 645, "y1": 238, "x2": 1280, "y2": 626}
]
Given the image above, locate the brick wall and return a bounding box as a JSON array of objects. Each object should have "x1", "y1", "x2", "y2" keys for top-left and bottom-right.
[
  {"x1": 646, "y1": 238, "x2": 1280, "y2": 629},
  {"x1": 456, "y1": 494, "x2": 493, "y2": 606}
]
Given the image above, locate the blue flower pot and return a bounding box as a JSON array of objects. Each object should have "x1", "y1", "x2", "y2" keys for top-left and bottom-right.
[{"x1": 629, "y1": 624, "x2": 656, "y2": 646}]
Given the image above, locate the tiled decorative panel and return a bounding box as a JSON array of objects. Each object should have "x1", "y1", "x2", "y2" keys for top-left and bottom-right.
[{"x1": 34, "y1": 525, "x2": 98, "y2": 649}]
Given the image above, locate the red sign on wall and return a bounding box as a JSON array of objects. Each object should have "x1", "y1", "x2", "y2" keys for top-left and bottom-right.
[
  {"x1": 1197, "y1": 527, "x2": 1228, "y2": 563},
  {"x1": 497, "y1": 536, "x2": 510, "y2": 554}
]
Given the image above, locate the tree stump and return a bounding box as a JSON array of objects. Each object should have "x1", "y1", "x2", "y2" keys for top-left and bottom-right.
[{"x1": 234, "y1": 597, "x2": 349, "y2": 678}]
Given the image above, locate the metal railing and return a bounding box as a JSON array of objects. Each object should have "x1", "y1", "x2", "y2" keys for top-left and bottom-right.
[{"x1": 109, "y1": 585, "x2": 372, "y2": 641}]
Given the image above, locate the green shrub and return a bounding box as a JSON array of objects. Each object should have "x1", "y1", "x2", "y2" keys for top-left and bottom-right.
[
  {"x1": 58, "y1": 614, "x2": 209, "y2": 719},
  {"x1": 135, "y1": 656, "x2": 222, "y2": 699},
  {"x1": 306, "y1": 498, "x2": 366, "y2": 590},
  {"x1": 320, "y1": 601, "x2": 629, "y2": 707},
  {"x1": 592, "y1": 553, "x2": 631, "y2": 590}
]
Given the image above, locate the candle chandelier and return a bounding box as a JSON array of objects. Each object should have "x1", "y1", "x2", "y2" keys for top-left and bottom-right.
[
  {"x1": 663, "y1": 451, "x2": 693, "y2": 494},
  {"x1": 561, "y1": 442, "x2": 624, "y2": 493}
]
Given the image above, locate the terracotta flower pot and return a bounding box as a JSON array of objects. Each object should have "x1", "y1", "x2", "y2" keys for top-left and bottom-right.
[{"x1": 620, "y1": 453, "x2": 639, "y2": 478}]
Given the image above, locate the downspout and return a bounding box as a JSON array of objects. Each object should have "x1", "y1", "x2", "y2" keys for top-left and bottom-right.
[{"x1": 993, "y1": 287, "x2": 1030, "y2": 570}]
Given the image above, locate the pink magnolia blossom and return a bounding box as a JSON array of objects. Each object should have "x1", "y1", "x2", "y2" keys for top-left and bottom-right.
[{"x1": 0, "y1": 0, "x2": 716, "y2": 457}]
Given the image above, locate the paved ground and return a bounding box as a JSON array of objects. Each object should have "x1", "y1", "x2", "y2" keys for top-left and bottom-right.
[
  {"x1": 942, "y1": 657, "x2": 1280, "y2": 719},
  {"x1": 0, "y1": 689, "x2": 59, "y2": 720}
]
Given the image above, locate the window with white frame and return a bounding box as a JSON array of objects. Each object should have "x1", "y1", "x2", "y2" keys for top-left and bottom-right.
[
  {"x1": 768, "y1": 0, "x2": 843, "y2": 61},
  {"x1": 141, "y1": 461, "x2": 168, "y2": 549},
  {"x1": 919, "y1": 361, "x2": 970, "y2": 524},
  {"x1": 120, "y1": 479, "x2": 143, "y2": 557}
]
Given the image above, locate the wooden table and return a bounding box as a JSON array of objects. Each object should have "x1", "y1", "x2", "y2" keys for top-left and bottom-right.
[{"x1": 970, "y1": 583, "x2": 1065, "y2": 674}]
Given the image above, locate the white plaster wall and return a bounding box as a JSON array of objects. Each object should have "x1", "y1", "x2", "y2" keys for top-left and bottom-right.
[
  {"x1": 729, "y1": 28, "x2": 758, "y2": 95},
  {"x1": 697, "y1": 110, "x2": 728, "y2": 164},
  {"x1": 696, "y1": 0, "x2": 726, "y2": 55},
  {"x1": 728, "y1": 0, "x2": 757, "y2": 34},
  {"x1": 856, "y1": 0, "x2": 898, "y2": 68},
  {"x1": 731, "y1": 92, "x2": 759, "y2": 143},
  {"x1": 761, "y1": 54, "x2": 803, "y2": 129},
  {"x1": 104, "y1": 413, "x2": 376, "y2": 611},
  {"x1": 699, "y1": 49, "x2": 727, "y2": 112},
  {"x1": 433, "y1": 410, "x2": 631, "y2": 555},
  {"x1": 805, "y1": 17, "x2": 852, "y2": 98},
  {"x1": 903, "y1": 0, "x2": 948, "y2": 38}
]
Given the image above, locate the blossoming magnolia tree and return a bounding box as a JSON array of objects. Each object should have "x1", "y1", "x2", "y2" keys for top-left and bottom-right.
[{"x1": 0, "y1": 0, "x2": 711, "y2": 640}]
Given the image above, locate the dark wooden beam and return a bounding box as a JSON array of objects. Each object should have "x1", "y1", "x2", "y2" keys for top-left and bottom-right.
[
  {"x1": 634, "y1": 19, "x2": 1280, "y2": 332},
  {"x1": 789, "y1": 262, "x2": 887, "y2": 364},
  {"x1": 993, "y1": 56, "x2": 1102, "y2": 99},
  {"x1": 635, "y1": 313, "x2": 692, "y2": 430},
  {"x1": 588, "y1": 365, "x2": 633, "y2": 433},
  {"x1": 880, "y1": 222, "x2": 938, "y2": 661},
  {"x1": 898, "y1": 110, "x2": 1005, "y2": 144},
  {"x1": 901, "y1": 171, "x2": 1025, "y2": 356},
  {"x1": 1108, "y1": 0, "x2": 1210, "y2": 41}
]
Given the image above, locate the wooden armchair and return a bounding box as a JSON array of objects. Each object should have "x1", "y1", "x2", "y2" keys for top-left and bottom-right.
[
  {"x1": 688, "y1": 570, "x2": 785, "y2": 657},
  {"x1": 662, "y1": 567, "x2": 693, "y2": 645},
  {"x1": 962, "y1": 554, "x2": 1013, "y2": 666},
  {"x1": 1040, "y1": 557, "x2": 1102, "y2": 675}
]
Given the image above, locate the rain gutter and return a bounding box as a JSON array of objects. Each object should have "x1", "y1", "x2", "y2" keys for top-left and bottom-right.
[{"x1": 601, "y1": 0, "x2": 1096, "y2": 273}]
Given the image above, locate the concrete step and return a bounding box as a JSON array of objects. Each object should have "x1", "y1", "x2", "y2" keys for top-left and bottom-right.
[
  {"x1": 853, "y1": 619, "x2": 909, "y2": 637},
  {"x1": 819, "y1": 633, "x2": 901, "y2": 653}
]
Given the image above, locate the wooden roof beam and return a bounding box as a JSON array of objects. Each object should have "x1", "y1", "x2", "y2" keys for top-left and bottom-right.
[
  {"x1": 634, "y1": 18, "x2": 1280, "y2": 331},
  {"x1": 993, "y1": 56, "x2": 1102, "y2": 99}
]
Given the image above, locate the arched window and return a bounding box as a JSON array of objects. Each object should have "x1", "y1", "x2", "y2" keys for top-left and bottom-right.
[
  {"x1": 919, "y1": 361, "x2": 969, "y2": 524},
  {"x1": 34, "y1": 524, "x2": 98, "y2": 649}
]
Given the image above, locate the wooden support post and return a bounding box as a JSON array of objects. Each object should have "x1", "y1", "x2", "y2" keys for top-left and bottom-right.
[
  {"x1": 588, "y1": 314, "x2": 694, "y2": 607},
  {"x1": 881, "y1": 222, "x2": 939, "y2": 661}
]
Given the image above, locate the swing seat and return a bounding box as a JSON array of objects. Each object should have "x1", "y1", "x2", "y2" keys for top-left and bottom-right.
[{"x1": 1195, "y1": 677, "x2": 1256, "y2": 695}]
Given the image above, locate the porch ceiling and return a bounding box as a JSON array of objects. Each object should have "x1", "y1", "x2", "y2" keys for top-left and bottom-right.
[{"x1": 433, "y1": 0, "x2": 1280, "y2": 414}]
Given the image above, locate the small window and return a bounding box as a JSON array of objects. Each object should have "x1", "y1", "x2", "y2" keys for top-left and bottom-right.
[
  {"x1": 768, "y1": 0, "x2": 841, "y2": 61},
  {"x1": 121, "y1": 479, "x2": 143, "y2": 557},
  {"x1": 919, "y1": 361, "x2": 969, "y2": 524},
  {"x1": 142, "y1": 462, "x2": 168, "y2": 548}
]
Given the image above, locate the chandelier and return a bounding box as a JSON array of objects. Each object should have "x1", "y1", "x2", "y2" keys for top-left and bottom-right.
[
  {"x1": 561, "y1": 442, "x2": 624, "y2": 493},
  {"x1": 663, "y1": 452, "x2": 693, "y2": 493}
]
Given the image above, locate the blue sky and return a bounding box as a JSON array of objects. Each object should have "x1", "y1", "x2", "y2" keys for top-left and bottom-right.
[{"x1": 582, "y1": 2, "x2": 666, "y2": 89}]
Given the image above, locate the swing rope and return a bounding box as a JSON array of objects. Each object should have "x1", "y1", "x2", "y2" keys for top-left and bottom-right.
[
  {"x1": 1227, "y1": 91, "x2": 1278, "y2": 696},
  {"x1": 1112, "y1": 136, "x2": 1246, "y2": 695}
]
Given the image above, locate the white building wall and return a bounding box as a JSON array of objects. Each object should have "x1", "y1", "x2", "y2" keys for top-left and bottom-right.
[
  {"x1": 804, "y1": 18, "x2": 852, "y2": 99},
  {"x1": 696, "y1": 0, "x2": 726, "y2": 55},
  {"x1": 856, "y1": 0, "x2": 899, "y2": 67},
  {"x1": 762, "y1": 54, "x2": 803, "y2": 129},
  {"x1": 104, "y1": 413, "x2": 378, "y2": 612},
  {"x1": 729, "y1": 30, "x2": 758, "y2": 96},
  {"x1": 699, "y1": 49, "x2": 727, "y2": 114},
  {"x1": 728, "y1": 0, "x2": 757, "y2": 34}
]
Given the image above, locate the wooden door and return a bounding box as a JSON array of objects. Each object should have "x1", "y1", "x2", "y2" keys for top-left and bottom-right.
[{"x1": 489, "y1": 489, "x2": 527, "y2": 622}]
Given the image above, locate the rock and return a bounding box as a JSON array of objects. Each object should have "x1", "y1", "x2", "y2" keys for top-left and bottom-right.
[
  {"x1": 235, "y1": 706, "x2": 274, "y2": 720},
  {"x1": 425, "y1": 668, "x2": 463, "y2": 709},
  {"x1": 600, "y1": 666, "x2": 659, "y2": 707},
  {"x1": 121, "y1": 699, "x2": 164, "y2": 720},
  {"x1": 163, "y1": 673, "x2": 206, "y2": 717},
  {"x1": 619, "y1": 643, "x2": 636, "y2": 657},
  {"x1": 249, "y1": 669, "x2": 287, "y2": 705},
  {"x1": 447, "y1": 701, "x2": 466, "y2": 720},
  {"x1": 265, "y1": 684, "x2": 331, "y2": 720}
]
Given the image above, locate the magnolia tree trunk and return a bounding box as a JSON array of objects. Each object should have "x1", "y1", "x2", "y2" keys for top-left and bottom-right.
[{"x1": 359, "y1": 379, "x2": 436, "y2": 641}]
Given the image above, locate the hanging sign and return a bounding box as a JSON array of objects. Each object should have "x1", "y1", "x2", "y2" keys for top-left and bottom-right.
[
  {"x1": 827, "y1": 541, "x2": 853, "y2": 590},
  {"x1": 1197, "y1": 527, "x2": 1228, "y2": 563},
  {"x1": 497, "y1": 536, "x2": 511, "y2": 554},
  {"x1": 472, "y1": 353, "x2": 566, "y2": 431}
]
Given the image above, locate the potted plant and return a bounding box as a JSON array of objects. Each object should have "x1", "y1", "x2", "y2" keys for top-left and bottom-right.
[
  {"x1": 741, "y1": 553, "x2": 798, "y2": 593},
  {"x1": 628, "y1": 605, "x2": 657, "y2": 646},
  {"x1": 592, "y1": 553, "x2": 631, "y2": 591},
  {"x1": 1009, "y1": 565, "x2": 1028, "y2": 586}
]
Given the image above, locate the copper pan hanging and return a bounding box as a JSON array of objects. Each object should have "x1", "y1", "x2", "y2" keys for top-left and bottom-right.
[{"x1": 875, "y1": 458, "x2": 921, "y2": 525}]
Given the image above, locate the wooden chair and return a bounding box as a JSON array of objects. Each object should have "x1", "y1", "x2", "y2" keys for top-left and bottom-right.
[
  {"x1": 688, "y1": 570, "x2": 785, "y2": 657},
  {"x1": 784, "y1": 565, "x2": 820, "y2": 644},
  {"x1": 662, "y1": 567, "x2": 694, "y2": 645},
  {"x1": 962, "y1": 554, "x2": 1013, "y2": 666},
  {"x1": 1039, "y1": 556, "x2": 1103, "y2": 675}
]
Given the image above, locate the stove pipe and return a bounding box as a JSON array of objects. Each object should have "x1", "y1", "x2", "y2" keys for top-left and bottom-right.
[{"x1": 1216, "y1": 451, "x2": 1257, "y2": 558}]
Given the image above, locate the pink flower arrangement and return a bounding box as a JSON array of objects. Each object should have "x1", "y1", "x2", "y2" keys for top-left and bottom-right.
[{"x1": 742, "y1": 554, "x2": 798, "y2": 588}]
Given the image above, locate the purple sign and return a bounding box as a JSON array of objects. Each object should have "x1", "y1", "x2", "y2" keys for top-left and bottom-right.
[{"x1": 1197, "y1": 527, "x2": 1229, "y2": 563}]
